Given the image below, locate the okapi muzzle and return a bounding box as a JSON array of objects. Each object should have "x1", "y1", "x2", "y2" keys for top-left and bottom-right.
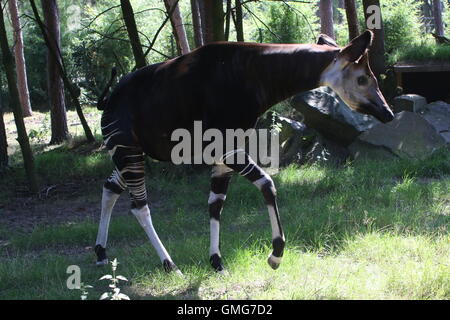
[{"x1": 319, "y1": 31, "x2": 394, "y2": 123}]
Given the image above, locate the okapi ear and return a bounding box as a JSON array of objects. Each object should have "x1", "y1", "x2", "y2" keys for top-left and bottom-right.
[
  {"x1": 317, "y1": 34, "x2": 339, "y2": 47},
  {"x1": 339, "y1": 30, "x2": 374, "y2": 62}
]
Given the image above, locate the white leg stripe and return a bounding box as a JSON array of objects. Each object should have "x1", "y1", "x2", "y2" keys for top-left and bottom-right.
[
  {"x1": 253, "y1": 174, "x2": 271, "y2": 190},
  {"x1": 268, "y1": 205, "x2": 282, "y2": 240},
  {"x1": 268, "y1": 254, "x2": 282, "y2": 264},
  {"x1": 211, "y1": 164, "x2": 233, "y2": 177},
  {"x1": 210, "y1": 218, "x2": 221, "y2": 256},
  {"x1": 208, "y1": 192, "x2": 227, "y2": 204}
]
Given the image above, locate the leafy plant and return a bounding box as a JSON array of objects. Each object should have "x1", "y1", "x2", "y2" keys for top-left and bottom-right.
[{"x1": 99, "y1": 258, "x2": 130, "y2": 300}]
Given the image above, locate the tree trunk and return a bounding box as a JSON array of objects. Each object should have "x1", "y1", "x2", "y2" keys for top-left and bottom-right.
[
  {"x1": 362, "y1": 0, "x2": 386, "y2": 78},
  {"x1": 120, "y1": 0, "x2": 147, "y2": 68},
  {"x1": 234, "y1": 0, "x2": 244, "y2": 42},
  {"x1": 0, "y1": 110, "x2": 7, "y2": 169},
  {"x1": 41, "y1": 0, "x2": 70, "y2": 145},
  {"x1": 0, "y1": 74, "x2": 7, "y2": 169},
  {"x1": 344, "y1": 0, "x2": 360, "y2": 40},
  {"x1": 224, "y1": 0, "x2": 232, "y2": 41},
  {"x1": 31, "y1": 0, "x2": 94, "y2": 143},
  {"x1": 319, "y1": 0, "x2": 335, "y2": 39},
  {"x1": 433, "y1": 0, "x2": 444, "y2": 37},
  {"x1": 203, "y1": 0, "x2": 225, "y2": 43},
  {"x1": 164, "y1": 0, "x2": 190, "y2": 55},
  {"x1": 0, "y1": 1, "x2": 38, "y2": 192},
  {"x1": 8, "y1": 0, "x2": 32, "y2": 118},
  {"x1": 190, "y1": 0, "x2": 204, "y2": 47}
]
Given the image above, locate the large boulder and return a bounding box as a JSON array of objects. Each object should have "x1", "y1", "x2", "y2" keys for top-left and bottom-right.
[
  {"x1": 349, "y1": 111, "x2": 446, "y2": 160},
  {"x1": 419, "y1": 101, "x2": 450, "y2": 147},
  {"x1": 290, "y1": 86, "x2": 380, "y2": 145},
  {"x1": 270, "y1": 115, "x2": 349, "y2": 166}
]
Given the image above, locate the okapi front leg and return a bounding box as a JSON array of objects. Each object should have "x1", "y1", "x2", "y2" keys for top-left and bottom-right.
[
  {"x1": 224, "y1": 151, "x2": 285, "y2": 270},
  {"x1": 208, "y1": 165, "x2": 233, "y2": 273},
  {"x1": 95, "y1": 170, "x2": 126, "y2": 265}
]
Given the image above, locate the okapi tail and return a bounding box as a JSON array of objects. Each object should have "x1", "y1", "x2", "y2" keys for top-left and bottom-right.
[{"x1": 97, "y1": 67, "x2": 117, "y2": 111}]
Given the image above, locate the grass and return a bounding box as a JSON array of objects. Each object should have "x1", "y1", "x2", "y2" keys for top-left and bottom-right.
[
  {"x1": 388, "y1": 43, "x2": 450, "y2": 65},
  {"x1": 0, "y1": 110, "x2": 449, "y2": 300}
]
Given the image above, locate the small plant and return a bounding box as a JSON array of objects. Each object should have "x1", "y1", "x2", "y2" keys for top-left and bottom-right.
[
  {"x1": 79, "y1": 283, "x2": 93, "y2": 300},
  {"x1": 99, "y1": 258, "x2": 130, "y2": 300}
]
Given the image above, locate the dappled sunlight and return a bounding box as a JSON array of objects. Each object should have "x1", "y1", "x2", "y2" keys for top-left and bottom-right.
[{"x1": 124, "y1": 231, "x2": 449, "y2": 300}]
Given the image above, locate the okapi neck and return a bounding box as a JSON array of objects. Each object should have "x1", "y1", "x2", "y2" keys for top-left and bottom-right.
[{"x1": 252, "y1": 45, "x2": 339, "y2": 113}]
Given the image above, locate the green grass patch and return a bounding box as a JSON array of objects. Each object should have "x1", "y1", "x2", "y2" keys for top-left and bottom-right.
[
  {"x1": 389, "y1": 43, "x2": 450, "y2": 64},
  {"x1": 0, "y1": 147, "x2": 449, "y2": 299}
]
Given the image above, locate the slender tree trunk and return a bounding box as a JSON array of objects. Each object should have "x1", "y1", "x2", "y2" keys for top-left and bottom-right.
[
  {"x1": 344, "y1": 0, "x2": 360, "y2": 40},
  {"x1": 433, "y1": 0, "x2": 444, "y2": 36},
  {"x1": 30, "y1": 0, "x2": 95, "y2": 143},
  {"x1": 319, "y1": 0, "x2": 335, "y2": 39},
  {"x1": 8, "y1": 0, "x2": 32, "y2": 118},
  {"x1": 164, "y1": 0, "x2": 190, "y2": 55},
  {"x1": 120, "y1": 0, "x2": 146, "y2": 68},
  {"x1": 191, "y1": 0, "x2": 204, "y2": 47},
  {"x1": 203, "y1": 0, "x2": 225, "y2": 43},
  {"x1": 362, "y1": 0, "x2": 386, "y2": 78},
  {"x1": 0, "y1": 110, "x2": 7, "y2": 169},
  {"x1": 224, "y1": 0, "x2": 232, "y2": 41},
  {"x1": 41, "y1": 0, "x2": 70, "y2": 145},
  {"x1": 0, "y1": 1, "x2": 38, "y2": 192},
  {"x1": 234, "y1": 0, "x2": 244, "y2": 42},
  {"x1": 0, "y1": 75, "x2": 7, "y2": 169}
]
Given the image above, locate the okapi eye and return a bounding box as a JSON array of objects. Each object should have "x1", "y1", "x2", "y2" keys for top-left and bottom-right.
[{"x1": 357, "y1": 75, "x2": 368, "y2": 86}]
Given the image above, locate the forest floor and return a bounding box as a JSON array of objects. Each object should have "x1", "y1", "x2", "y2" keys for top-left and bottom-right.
[{"x1": 0, "y1": 109, "x2": 449, "y2": 300}]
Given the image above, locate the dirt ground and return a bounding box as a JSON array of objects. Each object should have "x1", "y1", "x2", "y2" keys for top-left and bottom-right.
[{"x1": 0, "y1": 180, "x2": 132, "y2": 233}]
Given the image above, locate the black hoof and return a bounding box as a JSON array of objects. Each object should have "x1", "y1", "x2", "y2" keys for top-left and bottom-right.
[
  {"x1": 210, "y1": 253, "x2": 225, "y2": 272},
  {"x1": 163, "y1": 259, "x2": 183, "y2": 276},
  {"x1": 94, "y1": 245, "x2": 108, "y2": 266}
]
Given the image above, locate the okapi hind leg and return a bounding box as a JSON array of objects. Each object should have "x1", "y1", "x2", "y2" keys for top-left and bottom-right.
[
  {"x1": 95, "y1": 170, "x2": 126, "y2": 266},
  {"x1": 122, "y1": 149, "x2": 182, "y2": 275},
  {"x1": 208, "y1": 165, "x2": 233, "y2": 273},
  {"x1": 223, "y1": 151, "x2": 285, "y2": 270}
]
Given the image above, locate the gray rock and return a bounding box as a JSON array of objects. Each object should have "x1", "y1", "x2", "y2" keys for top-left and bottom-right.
[
  {"x1": 275, "y1": 115, "x2": 349, "y2": 166},
  {"x1": 290, "y1": 86, "x2": 380, "y2": 145},
  {"x1": 392, "y1": 94, "x2": 427, "y2": 113},
  {"x1": 349, "y1": 111, "x2": 446, "y2": 160},
  {"x1": 419, "y1": 101, "x2": 450, "y2": 146}
]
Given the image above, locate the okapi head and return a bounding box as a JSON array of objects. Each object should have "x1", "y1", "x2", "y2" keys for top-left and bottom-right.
[{"x1": 319, "y1": 30, "x2": 394, "y2": 123}]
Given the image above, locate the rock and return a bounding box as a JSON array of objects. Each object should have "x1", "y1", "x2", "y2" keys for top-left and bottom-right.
[
  {"x1": 349, "y1": 111, "x2": 446, "y2": 160},
  {"x1": 274, "y1": 115, "x2": 349, "y2": 166},
  {"x1": 419, "y1": 101, "x2": 450, "y2": 146},
  {"x1": 392, "y1": 94, "x2": 427, "y2": 113},
  {"x1": 290, "y1": 86, "x2": 380, "y2": 146}
]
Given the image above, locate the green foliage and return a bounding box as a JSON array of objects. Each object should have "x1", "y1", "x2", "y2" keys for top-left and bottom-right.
[
  {"x1": 388, "y1": 42, "x2": 450, "y2": 64},
  {"x1": 380, "y1": 0, "x2": 423, "y2": 54},
  {"x1": 259, "y1": 3, "x2": 318, "y2": 44}
]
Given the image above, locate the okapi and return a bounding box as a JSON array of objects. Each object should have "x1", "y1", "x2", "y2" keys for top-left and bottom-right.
[{"x1": 94, "y1": 30, "x2": 394, "y2": 274}]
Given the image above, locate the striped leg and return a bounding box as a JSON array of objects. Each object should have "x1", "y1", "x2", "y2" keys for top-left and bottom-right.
[
  {"x1": 223, "y1": 150, "x2": 285, "y2": 270},
  {"x1": 120, "y1": 148, "x2": 180, "y2": 274},
  {"x1": 96, "y1": 144, "x2": 179, "y2": 274},
  {"x1": 208, "y1": 165, "x2": 233, "y2": 273}
]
